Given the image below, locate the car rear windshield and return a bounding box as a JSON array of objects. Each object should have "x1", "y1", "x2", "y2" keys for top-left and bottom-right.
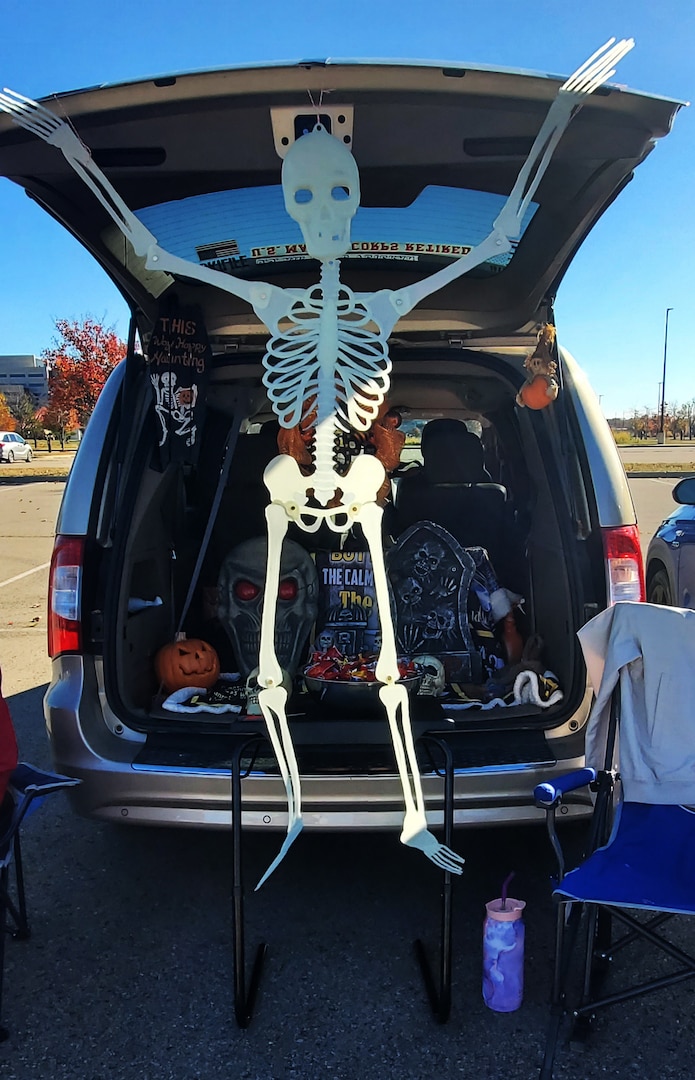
[{"x1": 136, "y1": 184, "x2": 537, "y2": 278}]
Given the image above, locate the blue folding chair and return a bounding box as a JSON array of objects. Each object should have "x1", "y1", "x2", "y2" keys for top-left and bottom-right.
[
  {"x1": 0, "y1": 764, "x2": 80, "y2": 1040},
  {"x1": 534, "y1": 602, "x2": 695, "y2": 1080}
]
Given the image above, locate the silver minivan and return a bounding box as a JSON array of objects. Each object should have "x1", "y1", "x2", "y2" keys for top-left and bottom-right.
[{"x1": 0, "y1": 55, "x2": 682, "y2": 837}]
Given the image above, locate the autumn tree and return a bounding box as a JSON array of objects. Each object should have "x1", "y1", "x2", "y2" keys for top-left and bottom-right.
[
  {"x1": 0, "y1": 392, "x2": 16, "y2": 432},
  {"x1": 42, "y1": 317, "x2": 126, "y2": 431},
  {"x1": 10, "y1": 389, "x2": 43, "y2": 444},
  {"x1": 35, "y1": 402, "x2": 79, "y2": 450}
]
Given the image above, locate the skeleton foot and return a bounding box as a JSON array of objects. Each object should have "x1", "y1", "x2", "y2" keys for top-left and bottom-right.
[
  {"x1": 255, "y1": 685, "x2": 304, "y2": 890},
  {"x1": 379, "y1": 682, "x2": 464, "y2": 875}
]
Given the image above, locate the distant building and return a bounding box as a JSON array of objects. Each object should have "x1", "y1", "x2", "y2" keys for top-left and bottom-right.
[{"x1": 0, "y1": 355, "x2": 49, "y2": 406}]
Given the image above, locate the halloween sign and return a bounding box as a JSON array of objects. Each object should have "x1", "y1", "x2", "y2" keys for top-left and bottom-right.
[
  {"x1": 147, "y1": 304, "x2": 212, "y2": 466},
  {"x1": 313, "y1": 551, "x2": 381, "y2": 657}
]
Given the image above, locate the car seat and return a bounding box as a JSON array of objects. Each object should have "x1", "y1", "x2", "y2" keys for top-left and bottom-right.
[{"x1": 395, "y1": 419, "x2": 519, "y2": 586}]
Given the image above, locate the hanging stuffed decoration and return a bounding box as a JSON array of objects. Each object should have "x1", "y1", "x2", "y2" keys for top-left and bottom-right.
[
  {"x1": 0, "y1": 38, "x2": 633, "y2": 888},
  {"x1": 516, "y1": 324, "x2": 559, "y2": 410}
]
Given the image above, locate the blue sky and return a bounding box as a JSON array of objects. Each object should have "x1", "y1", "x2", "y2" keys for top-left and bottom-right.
[{"x1": 0, "y1": 0, "x2": 692, "y2": 418}]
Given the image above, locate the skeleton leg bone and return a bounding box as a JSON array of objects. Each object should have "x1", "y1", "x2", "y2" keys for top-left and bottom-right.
[
  {"x1": 255, "y1": 501, "x2": 304, "y2": 890},
  {"x1": 356, "y1": 500, "x2": 465, "y2": 875}
]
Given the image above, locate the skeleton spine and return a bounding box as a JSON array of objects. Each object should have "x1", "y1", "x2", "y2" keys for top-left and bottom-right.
[{"x1": 312, "y1": 261, "x2": 341, "y2": 498}]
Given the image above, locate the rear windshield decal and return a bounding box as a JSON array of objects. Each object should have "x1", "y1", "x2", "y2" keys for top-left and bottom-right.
[{"x1": 136, "y1": 185, "x2": 537, "y2": 276}]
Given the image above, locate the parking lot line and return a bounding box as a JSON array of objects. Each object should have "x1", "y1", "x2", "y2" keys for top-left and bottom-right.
[{"x1": 0, "y1": 561, "x2": 50, "y2": 589}]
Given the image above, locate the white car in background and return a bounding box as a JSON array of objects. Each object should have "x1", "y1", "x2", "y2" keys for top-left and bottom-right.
[{"x1": 0, "y1": 431, "x2": 32, "y2": 463}]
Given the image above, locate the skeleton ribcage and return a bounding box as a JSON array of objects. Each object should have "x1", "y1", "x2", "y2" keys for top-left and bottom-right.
[{"x1": 262, "y1": 284, "x2": 392, "y2": 435}]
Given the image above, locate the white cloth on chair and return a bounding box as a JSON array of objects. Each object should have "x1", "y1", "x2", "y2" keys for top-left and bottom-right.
[{"x1": 577, "y1": 601, "x2": 695, "y2": 805}]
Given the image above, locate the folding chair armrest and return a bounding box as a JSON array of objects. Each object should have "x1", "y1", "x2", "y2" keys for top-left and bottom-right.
[
  {"x1": 534, "y1": 768, "x2": 597, "y2": 808},
  {"x1": 534, "y1": 768, "x2": 597, "y2": 883}
]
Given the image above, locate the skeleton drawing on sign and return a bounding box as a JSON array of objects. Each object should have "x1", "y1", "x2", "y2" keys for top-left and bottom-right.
[
  {"x1": 0, "y1": 38, "x2": 633, "y2": 887},
  {"x1": 150, "y1": 370, "x2": 199, "y2": 448}
]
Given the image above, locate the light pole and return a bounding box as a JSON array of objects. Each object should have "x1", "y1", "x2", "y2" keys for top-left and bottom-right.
[{"x1": 658, "y1": 307, "x2": 673, "y2": 444}]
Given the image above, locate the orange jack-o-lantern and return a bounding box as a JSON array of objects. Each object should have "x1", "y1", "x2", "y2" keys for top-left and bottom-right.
[
  {"x1": 518, "y1": 374, "x2": 558, "y2": 411},
  {"x1": 154, "y1": 635, "x2": 220, "y2": 692}
]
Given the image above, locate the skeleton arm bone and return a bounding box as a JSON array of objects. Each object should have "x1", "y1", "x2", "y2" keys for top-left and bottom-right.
[
  {"x1": 382, "y1": 37, "x2": 634, "y2": 320},
  {"x1": 0, "y1": 88, "x2": 288, "y2": 313}
]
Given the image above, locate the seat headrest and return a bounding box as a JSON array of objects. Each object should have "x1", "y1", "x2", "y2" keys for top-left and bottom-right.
[{"x1": 421, "y1": 420, "x2": 490, "y2": 483}]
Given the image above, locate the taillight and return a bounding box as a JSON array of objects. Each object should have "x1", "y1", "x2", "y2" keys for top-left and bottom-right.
[
  {"x1": 601, "y1": 525, "x2": 645, "y2": 605},
  {"x1": 48, "y1": 536, "x2": 85, "y2": 657}
]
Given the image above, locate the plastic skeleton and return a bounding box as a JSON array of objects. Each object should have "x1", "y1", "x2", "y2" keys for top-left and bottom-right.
[
  {"x1": 0, "y1": 38, "x2": 633, "y2": 886},
  {"x1": 150, "y1": 371, "x2": 199, "y2": 448}
]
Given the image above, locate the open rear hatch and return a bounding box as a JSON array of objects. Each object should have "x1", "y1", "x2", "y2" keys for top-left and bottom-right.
[{"x1": 9, "y1": 58, "x2": 680, "y2": 771}]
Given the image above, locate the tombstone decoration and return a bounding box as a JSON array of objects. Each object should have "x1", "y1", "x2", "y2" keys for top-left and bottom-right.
[
  {"x1": 0, "y1": 40, "x2": 633, "y2": 885},
  {"x1": 146, "y1": 303, "x2": 212, "y2": 467},
  {"x1": 387, "y1": 522, "x2": 481, "y2": 687}
]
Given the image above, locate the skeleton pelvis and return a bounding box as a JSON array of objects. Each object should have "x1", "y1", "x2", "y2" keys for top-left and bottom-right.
[{"x1": 263, "y1": 451, "x2": 386, "y2": 531}]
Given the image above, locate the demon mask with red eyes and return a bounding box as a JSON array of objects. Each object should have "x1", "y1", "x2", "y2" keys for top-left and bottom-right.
[{"x1": 217, "y1": 536, "x2": 319, "y2": 677}]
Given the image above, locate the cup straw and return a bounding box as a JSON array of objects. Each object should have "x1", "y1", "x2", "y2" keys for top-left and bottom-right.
[{"x1": 501, "y1": 871, "x2": 515, "y2": 910}]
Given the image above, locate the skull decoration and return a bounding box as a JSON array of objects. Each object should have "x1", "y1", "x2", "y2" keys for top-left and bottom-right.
[
  {"x1": 281, "y1": 125, "x2": 360, "y2": 262},
  {"x1": 245, "y1": 666, "x2": 293, "y2": 716},
  {"x1": 314, "y1": 628, "x2": 336, "y2": 653},
  {"x1": 414, "y1": 655, "x2": 446, "y2": 697},
  {"x1": 413, "y1": 540, "x2": 447, "y2": 580},
  {"x1": 399, "y1": 576, "x2": 423, "y2": 610},
  {"x1": 422, "y1": 605, "x2": 456, "y2": 642},
  {"x1": 218, "y1": 537, "x2": 318, "y2": 677}
]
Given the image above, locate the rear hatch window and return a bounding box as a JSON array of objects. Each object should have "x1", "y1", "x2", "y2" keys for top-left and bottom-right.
[{"x1": 137, "y1": 184, "x2": 537, "y2": 278}]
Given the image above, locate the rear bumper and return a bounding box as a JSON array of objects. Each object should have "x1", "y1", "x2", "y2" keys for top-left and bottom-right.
[{"x1": 45, "y1": 655, "x2": 593, "y2": 831}]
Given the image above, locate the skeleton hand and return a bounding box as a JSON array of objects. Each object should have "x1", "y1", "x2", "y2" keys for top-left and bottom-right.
[
  {"x1": 493, "y1": 37, "x2": 634, "y2": 240},
  {"x1": 0, "y1": 87, "x2": 160, "y2": 260},
  {"x1": 0, "y1": 87, "x2": 91, "y2": 161}
]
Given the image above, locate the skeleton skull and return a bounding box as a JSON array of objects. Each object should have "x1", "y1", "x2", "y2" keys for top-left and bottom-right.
[
  {"x1": 282, "y1": 125, "x2": 360, "y2": 262},
  {"x1": 218, "y1": 537, "x2": 318, "y2": 677},
  {"x1": 414, "y1": 654, "x2": 446, "y2": 696}
]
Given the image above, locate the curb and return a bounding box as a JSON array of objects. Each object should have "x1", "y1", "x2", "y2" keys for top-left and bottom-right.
[
  {"x1": 624, "y1": 471, "x2": 695, "y2": 480},
  {"x1": 0, "y1": 473, "x2": 70, "y2": 485}
]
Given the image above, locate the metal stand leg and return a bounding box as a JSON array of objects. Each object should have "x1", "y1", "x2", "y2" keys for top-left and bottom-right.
[
  {"x1": 413, "y1": 735, "x2": 455, "y2": 1022},
  {"x1": 12, "y1": 832, "x2": 29, "y2": 940},
  {"x1": 0, "y1": 865, "x2": 8, "y2": 1042},
  {"x1": 231, "y1": 738, "x2": 268, "y2": 1028},
  {"x1": 540, "y1": 898, "x2": 581, "y2": 1079}
]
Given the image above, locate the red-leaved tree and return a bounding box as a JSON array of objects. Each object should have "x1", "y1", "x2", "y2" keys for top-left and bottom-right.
[{"x1": 42, "y1": 317, "x2": 126, "y2": 432}]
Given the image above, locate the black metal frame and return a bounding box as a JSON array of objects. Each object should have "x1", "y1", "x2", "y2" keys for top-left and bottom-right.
[
  {"x1": 0, "y1": 828, "x2": 29, "y2": 1041},
  {"x1": 230, "y1": 735, "x2": 268, "y2": 1028},
  {"x1": 0, "y1": 766, "x2": 80, "y2": 1042},
  {"x1": 229, "y1": 729, "x2": 456, "y2": 1027}
]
